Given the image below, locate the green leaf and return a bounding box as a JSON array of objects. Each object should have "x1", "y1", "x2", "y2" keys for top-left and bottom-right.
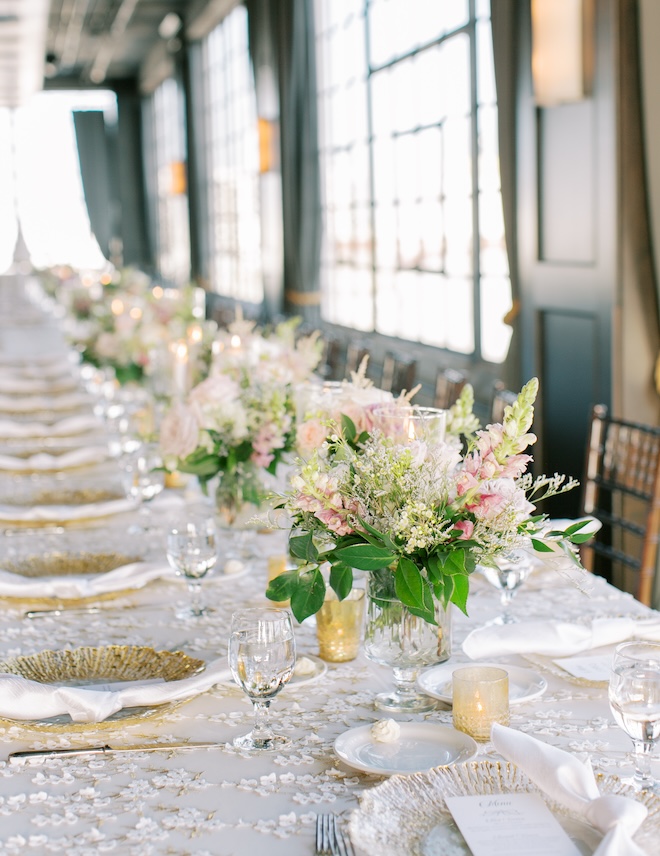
[
  {"x1": 438, "y1": 550, "x2": 470, "y2": 576},
  {"x1": 289, "y1": 532, "x2": 319, "y2": 563},
  {"x1": 265, "y1": 571, "x2": 297, "y2": 602},
  {"x1": 394, "y1": 558, "x2": 436, "y2": 624},
  {"x1": 450, "y1": 574, "x2": 470, "y2": 616},
  {"x1": 340, "y1": 413, "x2": 357, "y2": 443},
  {"x1": 335, "y1": 543, "x2": 396, "y2": 570},
  {"x1": 568, "y1": 532, "x2": 594, "y2": 544},
  {"x1": 329, "y1": 562, "x2": 353, "y2": 600},
  {"x1": 531, "y1": 538, "x2": 555, "y2": 553},
  {"x1": 290, "y1": 568, "x2": 326, "y2": 623},
  {"x1": 426, "y1": 553, "x2": 443, "y2": 583},
  {"x1": 358, "y1": 517, "x2": 397, "y2": 551}
]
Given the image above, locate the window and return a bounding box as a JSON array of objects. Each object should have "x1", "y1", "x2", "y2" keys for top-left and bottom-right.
[
  {"x1": 197, "y1": 6, "x2": 264, "y2": 304},
  {"x1": 315, "y1": 0, "x2": 511, "y2": 363},
  {"x1": 143, "y1": 77, "x2": 191, "y2": 285}
]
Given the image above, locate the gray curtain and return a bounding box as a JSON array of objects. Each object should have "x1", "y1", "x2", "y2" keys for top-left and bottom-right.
[
  {"x1": 248, "y1": 0, "x2": 322, "y2": 325},
  {"x1": 73, "y1": 111, "x2": 115, "y2": 260},
  {"x1": 490, "y1": 1, "x2": 521, "y2": 389}
]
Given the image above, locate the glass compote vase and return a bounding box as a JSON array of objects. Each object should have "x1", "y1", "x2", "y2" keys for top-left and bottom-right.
[{"x1": 363, "y1": 567, "x2": 452, "y2": 712}]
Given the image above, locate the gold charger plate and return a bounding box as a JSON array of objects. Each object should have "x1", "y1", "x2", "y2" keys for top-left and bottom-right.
[
  {"x1": 4, "y1": 551, "x2": 143, "y2": 578},
  {"x1": 349, "y1": 760, "x2": 660, "y2": 856},
  {"x1": 0, "y1": 645, "x2": 205, "y2": 731}
]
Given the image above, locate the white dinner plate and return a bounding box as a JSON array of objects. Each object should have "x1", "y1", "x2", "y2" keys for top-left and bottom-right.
[
  {"x1": 417, "y1": 662, "x2": 548, "y2": 705},
  {"x1": 334, "y1": 723, "x2": 478, "y2": 776},
  {"x1": 288, "y1": 654, "x2": 327, "y2": 687}
]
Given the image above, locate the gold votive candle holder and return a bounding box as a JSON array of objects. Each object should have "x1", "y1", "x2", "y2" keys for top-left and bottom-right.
[
  {"x1": 316, "y1": 588, "x2": 366, "y2": 662},
  {"x1": 452, "y1": 666, "x2": 510, "y2": 741}
]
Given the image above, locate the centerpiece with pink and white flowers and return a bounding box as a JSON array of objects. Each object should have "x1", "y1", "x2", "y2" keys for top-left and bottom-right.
[
  {"x1": 266, "y1": 377, "x2": 589, "y2": 625},
  {"x1": 159, "y1": 318, "x2": 322, "y2": 520}
]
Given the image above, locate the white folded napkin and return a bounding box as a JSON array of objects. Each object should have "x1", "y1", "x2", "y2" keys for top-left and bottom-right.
[
  {"x1": 0, "y1": 497, "x2": 137, "y2": 524},
  {"x1": 491, "y1": 723, "x2": 648, "y2": 856},
  {"x1": 462, "y1": 617, "x2": 660, "y2": 660},
  {"x1": 0, "y1": 560, "x2": 175, "y2": 600},
  {"x1": 0, "y1": 392, "x2": 90, "y2": 413},
  {"x1": 0, "y1": 414, "x2": 101, "y2": 438},
  {"x1": 0, "y1": 657, "x2": 231, "y2": 723},
  {"x1": 0, "y1": 446, "x2": 108, "y2": 472}
]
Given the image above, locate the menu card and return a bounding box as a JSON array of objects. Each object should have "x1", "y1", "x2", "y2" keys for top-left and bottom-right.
[
  {"x1": 552, "y1": 653, "x2": 612, "y2": 682},
  {"x1": 445, "y1": 794, "x2": 582, "y2": 855}
]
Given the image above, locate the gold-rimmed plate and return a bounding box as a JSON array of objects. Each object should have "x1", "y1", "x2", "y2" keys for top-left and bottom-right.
[
  {"x1": 349, "y1": 760, "x2": 660, "y2": 855},
  {"x1": 0, "y1": 645, "x2": 206, "y2": 731}
]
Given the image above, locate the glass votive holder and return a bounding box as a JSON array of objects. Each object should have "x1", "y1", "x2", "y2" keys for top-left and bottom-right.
[
  {"x1": 452, "y1": 666, "x2": 510, "y2": 741},
  {"x1": 371, "y1": 405, "x2": 447, "y2": 446},
  {"x1": 316, "y1": 588, "x2": 366, "y2": 662}
]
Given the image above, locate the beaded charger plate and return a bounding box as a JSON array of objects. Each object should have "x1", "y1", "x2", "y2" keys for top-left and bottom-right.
[
  {"x1": 349, "y1": 760, "x2": 660, "y2": 856},
  {"x1": 0, "y1": 645, "x2": 206, "y2": 731}
]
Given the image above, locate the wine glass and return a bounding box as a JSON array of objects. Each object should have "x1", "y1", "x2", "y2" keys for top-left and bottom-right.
[
  {"x1": 609, "y1": 640, "x2": 660, "y2": 792},
  {"x1": 480, "y1": 549, "x2": 533, "y2": 624},
  {"x1": 166, "y1": 519, "x2": 218, "y2": 619},
  {"x1": 121, "y1": 442, "x2": 165, "y2": 535},
  {"x1": 228, "y1": 608, "x2": 296, "y2": 751}
]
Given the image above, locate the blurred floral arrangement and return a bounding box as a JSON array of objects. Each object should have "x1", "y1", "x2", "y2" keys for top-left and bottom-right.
[
  {"x1": 266, "y1": 378, "x2": 589, "y2": 624},
  {"x1": 159, "y1": 316, "x2": 323, "y2": 517},
  {"x1": 45, "y1": 266, "x2": 214, "y2": 387}
]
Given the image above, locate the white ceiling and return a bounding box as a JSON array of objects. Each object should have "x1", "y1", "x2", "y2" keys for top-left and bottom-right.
[{"x1": 0, "y1": 0, "x2": 50, "y2": 108}]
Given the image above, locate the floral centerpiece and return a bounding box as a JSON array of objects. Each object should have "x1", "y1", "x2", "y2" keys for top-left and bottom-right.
[
  {"x1": 266, "y1": 377, "x2": 589, "y2": 625},
  {"x1": 159, "y1": 317, "x2": 323, "y2": 520}
]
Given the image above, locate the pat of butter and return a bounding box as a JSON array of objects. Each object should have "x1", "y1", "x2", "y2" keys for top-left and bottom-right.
[
  {"x1": 370, "y1": 718, "x2": 400, "y2": 743},
  {"x1": 294, "y1": 656, "x2": 317, "y2": 677},
  {"x1": 223, "y1": 559, "x2": 245, "y2": 575}
]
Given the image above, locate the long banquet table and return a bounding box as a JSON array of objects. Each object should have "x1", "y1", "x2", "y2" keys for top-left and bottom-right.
[{"x1": 0, "y1": 274, "x2": 658, "y2": 855}]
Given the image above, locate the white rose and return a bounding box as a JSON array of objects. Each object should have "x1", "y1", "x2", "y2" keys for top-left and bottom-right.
[
  {"x1": 189, "y1": 374, "x2": 241, "y2": 409},
  {"x1": 159, "y1": 401, "x2": 199, "y2": 459}
]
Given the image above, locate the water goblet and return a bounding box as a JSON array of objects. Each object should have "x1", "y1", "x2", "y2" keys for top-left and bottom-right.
[
  {"x1": 167, "y1": 519, "x2": 218, "y2": 619},
  {"x1": 609, "y1": 640, "x2": 660, "y2": 792},
  {"x1": 228, "y1": 607, "x2": 296, "y2": 751},
  {"x1": 121, "y1": 442, "x2": 165, "y2": 534},
  {"x1": 363, "y1": 570, "x2": 451, "y2": 712},
  {"x1": 480, "y1": 549, "x2": 533, "y2": 624}
]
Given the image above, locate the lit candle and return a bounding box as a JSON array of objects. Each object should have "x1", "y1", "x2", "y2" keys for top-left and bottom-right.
[
  {"x1": 230, "y1": 334, "x2": 242, "y2": 351},
  {"x1": 187, "y1": 323, "x2": 203, "y2": 346},
  {"x1": 452, "y1": 666, "x2": 510, "y2": 741},
  {"x1": 192, "y1": 287, "x2": 206, "y2": 320},
  {"x1": 171, "y1": 340, "x2": 189, "y2": 397},
  {"x1": 152, "y1": 285, "x2": 164, "y2": 300},
  {"x1": 110, "y1": 298, "x2": 125, "y2": 316}
]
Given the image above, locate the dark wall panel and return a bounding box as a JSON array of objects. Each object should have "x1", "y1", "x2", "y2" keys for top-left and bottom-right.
[{"x1": 540, "y1": 310, "x2": 598, "y2": 517}]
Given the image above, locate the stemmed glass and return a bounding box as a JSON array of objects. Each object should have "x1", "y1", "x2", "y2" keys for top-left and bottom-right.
[
  {"x1": 228, "y1": 608, "x2": 296, "y2": 751},
  {"x1": 121, "y1": 442, "x2": 165, "y2": 534},
  {"x1": 363, "y1": 570, "x2": 451, "y2": 712},
  {"x1": 166, "y1": 518, "x2": 218, "y2": 619},
  {"x1": 609, "y1": 640, "x2": 660, "y2": 792},
  {"x1": 480, "y1": 550, "x2": 533, "y2": 624}
]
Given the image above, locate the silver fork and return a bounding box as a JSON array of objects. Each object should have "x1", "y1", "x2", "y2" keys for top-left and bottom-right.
[{"x1": 315, "y1": 814, "x2": 355, "y2": 856}]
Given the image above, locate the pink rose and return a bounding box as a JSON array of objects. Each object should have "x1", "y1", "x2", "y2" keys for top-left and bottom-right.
[
  {"x1": 160, "y1": 401, "x2": 200, "y2": 459},
  {"x1": 296, "y1": 418, "x2": 330, "y2": 457}
]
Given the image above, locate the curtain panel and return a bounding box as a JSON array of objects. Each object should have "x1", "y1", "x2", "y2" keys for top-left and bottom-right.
[
  {"x1": 490, "y1": 0, "x2": 521, "y2": 389},
  {"x1": 73, "y1": 110, "x2": 116, "y2": 261},
  {"x1": 247, "y1": 0, "x2": 322, "y2": 325}
]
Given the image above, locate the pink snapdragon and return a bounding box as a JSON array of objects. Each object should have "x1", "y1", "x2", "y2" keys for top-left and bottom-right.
[{"x1": 251, "y1": 421, "x2": 283, "y2": 467}]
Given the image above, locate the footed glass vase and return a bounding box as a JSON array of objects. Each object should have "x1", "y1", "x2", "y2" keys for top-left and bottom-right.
[{"x1": 363, "y1": 567, "x2": 452, "y2": 712}]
